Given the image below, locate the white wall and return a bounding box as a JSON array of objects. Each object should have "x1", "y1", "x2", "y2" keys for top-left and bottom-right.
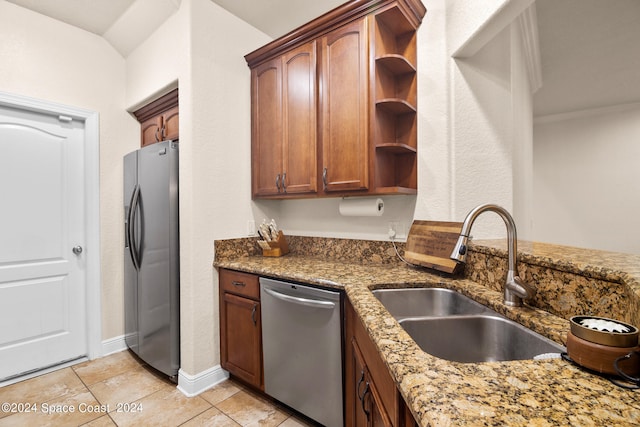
[
  {"x1": 187, "y1": 0, "x2": 270, "y2": 374},
  {"x1": 435, "y1": 0, "x2": 536, "y2": 242},
  {"x1": 0, "y1": 1, "x2": 139, "y2": 342},
  {"x1": 533, "y1": 104, "x2": 640, "y2": 254},
  {"x1": 414, "y1": 0, "x2": 452, "y2": 221},
  {"x1": 450, "y1": 27, "x2": 514, "y2": 237},
  {"x1": 510, "y1": 22, "x2": 535, "y2": 240}
]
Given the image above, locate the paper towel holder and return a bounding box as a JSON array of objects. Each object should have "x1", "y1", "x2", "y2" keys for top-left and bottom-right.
[{"x1": 338, "y1": 197, "x2": 384, "y2": 217}]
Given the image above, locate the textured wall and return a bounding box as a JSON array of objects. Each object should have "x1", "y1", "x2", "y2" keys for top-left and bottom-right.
[
  {"x1": 125, "y1": 0, "x2": 271, "y2": 375},
  {"x1": 534, "y1": 104, "x2": 640, "y2": 254}
]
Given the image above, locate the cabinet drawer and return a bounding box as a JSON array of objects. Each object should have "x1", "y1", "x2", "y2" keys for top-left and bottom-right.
[{"x1": 220, "y1": 269, "x2": 260, "y2": 300}]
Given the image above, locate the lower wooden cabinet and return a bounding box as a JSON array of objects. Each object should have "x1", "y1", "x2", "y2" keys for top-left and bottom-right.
[
  {"x1": 219, "y1": 269, "x2": 263, "y2": 390},
  {"x1": 346, "y1": 298, "x2": 417, "y2": 427},
  {"x1": 352, "y1": 338, "x2": 394, "y2": 426},
  {"x1": 218, "y1": 268, "x2": 417, "y2": 425}
]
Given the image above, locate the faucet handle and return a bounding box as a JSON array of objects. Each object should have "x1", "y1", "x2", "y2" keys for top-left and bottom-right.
[{"x1": 450, "y1": 235, "x2": 470, "y2": 262}]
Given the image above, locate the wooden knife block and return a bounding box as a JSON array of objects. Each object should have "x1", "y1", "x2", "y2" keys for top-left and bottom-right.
[{"x1": 261, "y1": 231, "x2": 290, "y2": 257}]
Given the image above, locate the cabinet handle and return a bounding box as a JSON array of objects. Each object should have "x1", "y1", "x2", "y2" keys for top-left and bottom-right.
[
  {"x1": 282, "y1": 172, "x2": 287, "y2": 193},
  {"x1": 322, "y1": 167, "x2": 328, "y2": 190},
  {"x1": 160, "y1": 124, "x2": 166, "y2": 140},
  {"x1": 154, "y1": 128, "x2": 161, "y2": 142},
  {"x1": 231, "y1": 281, "x2": 246, "y2": 287},
  {"x1": 251, "y1": 303, "x2": 258, "y2": 325},
  {"x1": 357, "y1": 370, "x2": 366, "y2": 400},
  {"x1": 275, "y1": 174, "x2": 281, "y2": 192},
  {"x1": 361, "y1": 382, "x2": 371, "y2": 419}
]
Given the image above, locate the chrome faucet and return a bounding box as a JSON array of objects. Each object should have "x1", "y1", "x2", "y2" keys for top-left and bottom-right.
[{"x1": 450, "y1": 203, "x2": 536, "y2": 307}]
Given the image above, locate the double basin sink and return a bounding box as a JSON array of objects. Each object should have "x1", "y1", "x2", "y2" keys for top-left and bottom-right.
[{"x1": 372, "y1": 287, "x2": 564, "y2": 363}]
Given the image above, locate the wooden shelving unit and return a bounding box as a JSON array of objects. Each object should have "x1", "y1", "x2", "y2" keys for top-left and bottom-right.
[{"x1": 371, "y1": 4, "x2": 419, "y2": 194}]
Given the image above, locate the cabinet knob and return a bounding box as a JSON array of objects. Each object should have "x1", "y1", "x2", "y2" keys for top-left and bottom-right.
[{"x1": 72, "y1": 245, "x2": 83, "y2": 255}]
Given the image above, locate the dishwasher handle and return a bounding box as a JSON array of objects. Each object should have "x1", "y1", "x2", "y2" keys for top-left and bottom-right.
[{"x1": 263, "y1": 287, "x2": 335, "y2": 309}]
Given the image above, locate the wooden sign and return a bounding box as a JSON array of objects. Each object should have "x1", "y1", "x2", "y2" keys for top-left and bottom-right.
[{"x1": 404, "y1": 220, "x2": 464, "y2": 274}]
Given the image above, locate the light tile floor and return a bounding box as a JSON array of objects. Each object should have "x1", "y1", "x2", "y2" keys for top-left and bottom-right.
[{"x1": 0, "y1": 351, "x2": 317, "y2": 427}]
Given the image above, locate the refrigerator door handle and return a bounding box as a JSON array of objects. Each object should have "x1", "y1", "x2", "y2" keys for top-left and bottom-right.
[{"x1": 127, "y1": 184, "x2": 141, "y2": 271}]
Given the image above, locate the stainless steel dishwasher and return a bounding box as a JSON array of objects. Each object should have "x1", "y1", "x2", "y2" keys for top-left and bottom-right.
[{"x1": 260, "y1": 277, "x2": 343, "y2": 427}]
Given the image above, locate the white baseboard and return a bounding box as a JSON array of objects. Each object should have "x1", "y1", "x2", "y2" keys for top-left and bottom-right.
[
  {"x1": 177, "y1": 365, "x2": 229, "y2": 397},
  {"x1": 100, "y1": 336, "x2": 228, "y2": 397},
  {"x1": 101, "y1": 334, "x2": 127, "y2": 357}
]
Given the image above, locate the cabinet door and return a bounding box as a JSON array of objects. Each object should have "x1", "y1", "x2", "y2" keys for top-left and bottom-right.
[
  {"x1": 369, "y1": 387, "x2": 393, "y2": 427},
  {"x1": 220, "y1": 292, "x2": 262, "y2": 389},
  {"x1": 251, "y1": 58, "x2": 284, "y2": 197},
  {"x1": 350, "y1": 339, "x2": 370, "y2": 427},
  {"x1": 351, "y1": 339, "x2": 393, "y2": 427},
  {"x1": 134, "y1": 89, "x2": 179, "y2": 147},
  {"x1": 282, "y1": 41, "x2": 317, "y2": 195},
  {"x1": 141, "y1": 116, "x2": 162, "y2": 147},
  {"x1": 320, "y1": 18, "x2": 369, "y2": 193},
  {"x1": 162, "y1": 106, "x2": 179, "y2": 141}
]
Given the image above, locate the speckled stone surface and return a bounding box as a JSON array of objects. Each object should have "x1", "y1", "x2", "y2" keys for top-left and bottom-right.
[
  {"x1": 214, "y1": 236, "x2": 640, "y2": 426},
  {"x1": 468, "y1": 240, "x2": 640, "y2": 329}
]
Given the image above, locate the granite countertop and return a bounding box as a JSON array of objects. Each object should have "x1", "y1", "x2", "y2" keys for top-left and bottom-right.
[{"x1": 215, "y1": 248, "x2": 640, "y2": 426}]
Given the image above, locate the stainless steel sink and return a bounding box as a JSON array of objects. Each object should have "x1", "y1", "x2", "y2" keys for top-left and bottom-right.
[
  {"x1": 399, "y1": 315, "x2": 565, "y2": 363},
  {"x1": 373, "y1": 287, "x2": 565, "y2": 362},
  {"x1": 372, "y1": 287, "x2": 490, "y2": 320}
]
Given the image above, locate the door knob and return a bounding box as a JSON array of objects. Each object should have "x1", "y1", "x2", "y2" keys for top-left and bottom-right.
[{"x1": 72, "y1": 246, "x2": 83, "y2": 255}]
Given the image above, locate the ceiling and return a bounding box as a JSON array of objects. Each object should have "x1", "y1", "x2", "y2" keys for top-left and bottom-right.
[
  {"x1": 4, "y1": 0, "x2": 345, "y2": 56},
  {"x1": 210, "y1": 0, "x2": 346, "y2": 39},
  {"x1": 533, "y1": 0, "x2": 640, "y2": 116},
  {"x1": 5, "y1": 0, "x2": 640, "y2": 116},
  {"x1": 5, "y1": 0, "x2": 137, "y2": 35}
]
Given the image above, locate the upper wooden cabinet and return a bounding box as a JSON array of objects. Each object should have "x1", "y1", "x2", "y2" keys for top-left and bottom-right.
[
  {"x1": 251, "y1": 42, "x2": 317, "y2": 197},
  {"x1": 252, "y1": 58, "x2": 283, "y2": 196},
  {"x1": 246, "y1": 0, "x2": 425, "y2": 199},
  {"x1": 320, "y1": 18, "x2": 369, "y2": 193},
  {"x1": 133, "y1": 89, "x2": 179, "y2": 147}
]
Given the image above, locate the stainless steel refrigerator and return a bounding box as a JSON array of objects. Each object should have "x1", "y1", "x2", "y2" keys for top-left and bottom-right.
[{"x1": 124, "y1": 140, "x2": 180, "y2": 382}]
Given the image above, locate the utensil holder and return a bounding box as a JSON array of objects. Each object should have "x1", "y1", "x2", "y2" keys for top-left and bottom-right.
[{"x1": 260, "y1": 231, "x2": 289, "y2": 257}]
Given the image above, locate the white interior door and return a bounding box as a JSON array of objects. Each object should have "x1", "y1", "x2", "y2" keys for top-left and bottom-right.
[{"x1": 0, "y1": 104, "x2": 87, "y2": 381}]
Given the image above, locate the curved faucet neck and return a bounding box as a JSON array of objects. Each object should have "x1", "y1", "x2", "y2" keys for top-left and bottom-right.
[
  {"x1": 459, "y1": 203, "x2": 518, "y2": 273},
  {"x1": 452, "y1": 204, "x2": 535, "y2": 307}
]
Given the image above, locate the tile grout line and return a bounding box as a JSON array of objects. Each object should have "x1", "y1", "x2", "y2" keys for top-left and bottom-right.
[{"x1": 71, "y1": 364, "x2": 117, "y2": 426}]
